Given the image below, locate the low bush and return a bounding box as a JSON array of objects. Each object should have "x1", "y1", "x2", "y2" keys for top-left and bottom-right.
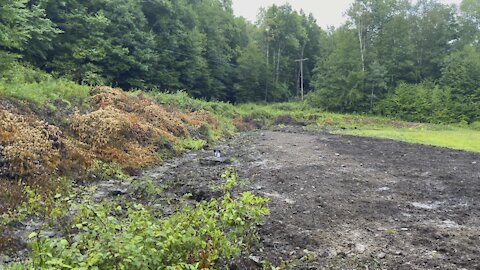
[
  {"x1": 5, "y1": 169, "x2": 269, "y2": 270},
  {"x1": 471, "y1": 121, "x2": 480, "y2": 131},
  {"x1": 177, "y1": 138, "x2": 207, "y2": 151}
]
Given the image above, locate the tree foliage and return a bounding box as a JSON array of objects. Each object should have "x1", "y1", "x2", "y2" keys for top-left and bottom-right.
[
  {"x1": 310, "y1": 0, "x2": 479, "y2": 123},
  {"x1": 0, "y1": 0, "x2": 478, "y2": 123}
]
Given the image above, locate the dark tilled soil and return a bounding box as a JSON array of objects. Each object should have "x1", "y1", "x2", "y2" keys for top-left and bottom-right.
[
  {"x1": 2, "y1": 128, "x2": 479, "y2": 269},
  {"x1": 149, "y1": 128, "x2": 480, "y2": 269}
]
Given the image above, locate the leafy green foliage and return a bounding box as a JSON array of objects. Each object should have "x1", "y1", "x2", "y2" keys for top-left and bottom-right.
[
  {"x1": 310, "y1": 27, "x2": 366, "y2": 112},
  {"x1": 0, "y1": 63, "x2": 90, "y2": 110},
  {"x1": 88, "y1": 160, "x2": 131, "y2": 182},
  {"x1": 0, "y1": 0, "x2": 58, "y2": 72},
  {"x1": 375, "y1": 82, "x2": 480, "y2": 124},
  {"x1": 177, "y1": 138, "x2": 207, "y2": 151},
  {"x1": 1, "y1": 179, "x2": 73, "y2": 227},
  {"x1": 0, "y1": 78, "x2": 89, "y2": 108},
  {"x1": 4, "y1": 168, "x2": 269, "y2": 270},
  {"x1": 308, "y1": 0, "x2": 478, "y2": 123}
]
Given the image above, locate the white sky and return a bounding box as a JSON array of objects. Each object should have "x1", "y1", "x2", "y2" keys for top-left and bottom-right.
[{"x1": 232, "y1": 0, "x2": 464, "y2": 29}]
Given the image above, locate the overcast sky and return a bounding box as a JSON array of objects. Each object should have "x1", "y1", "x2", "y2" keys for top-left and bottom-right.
[{"x1": 232, "y1": 0, "x2": 463, "y2": 29}]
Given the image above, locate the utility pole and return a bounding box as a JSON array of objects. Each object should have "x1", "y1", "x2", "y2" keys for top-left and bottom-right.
[{"x1": 295, "y1": 58, "x2": 308, "y2": 101}]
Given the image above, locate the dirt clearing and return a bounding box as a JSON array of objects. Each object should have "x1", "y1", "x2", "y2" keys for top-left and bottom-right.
[
  {"x1": 148, "y1": 128, "x2": 479, "y2": 269},
  {"x1": 2, "y1": 128, "x2": 479, "y2": 269}
]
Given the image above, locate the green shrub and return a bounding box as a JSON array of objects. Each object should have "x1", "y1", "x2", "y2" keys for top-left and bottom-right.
[
  {"x1": 471, "y1": 121, "x2": 480, "y2": 131},
  {"x1": 375, "y1": 82, "x2": 479, "y2": 124},
  {"x1": 146, "y1": 91, "x2": 237, "y2": 119},
  {"x1": 177, "y1": 137, "x2": 207, "y2": 151},
  {"x1": 5, "y1": 168, "x2": 269, "y2": 270},
  {"x1": 197, "y1": 123, "x2": 215, "y2": 143},
  {"x1": 88, "y1": 160, "x2": 131, "y2": 181},
  {"x1": 0, "y1": 63, "x2": 90, "y2": 111}
]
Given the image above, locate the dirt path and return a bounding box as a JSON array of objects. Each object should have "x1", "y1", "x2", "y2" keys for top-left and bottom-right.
[{"x1": 148, "y1": 128, "x2": 479, "y2": 269}]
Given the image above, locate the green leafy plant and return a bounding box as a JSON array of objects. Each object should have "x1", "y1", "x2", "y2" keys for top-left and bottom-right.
[
  {"x1": 131, "y1": 176, "x2": 164, "y2": 200},
  {"x1": 0, "y1": 64, "x2": 90, "y2": 109},
  {"x1": 4, "y1": 168, "x2": 269, "y2": 270},
  {"x1": 177, "y1": 138, "x2": 207, "y2": 151},
  {"x1": 89, "y1": 160, "x2": 131, "y2": 181}
]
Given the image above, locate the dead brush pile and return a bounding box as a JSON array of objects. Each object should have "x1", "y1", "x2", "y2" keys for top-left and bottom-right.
[
  {"x1": 0, "y1": 109, "x2": 92, "y2": 212},
  {"x1": 71, "y1": 86, "x2": 218, "y2": 168},
  {"x1": 0, "y1": 86, "x2": 219, "y2": 213}
]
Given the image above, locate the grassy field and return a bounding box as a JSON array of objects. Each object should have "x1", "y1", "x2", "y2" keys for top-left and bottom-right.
[
  {"x1": 335, "y1": 127, "x2": 480, "y2": 152},
  {"x1": 234, "y1": 103, "x2": 480, "y2": 153}
]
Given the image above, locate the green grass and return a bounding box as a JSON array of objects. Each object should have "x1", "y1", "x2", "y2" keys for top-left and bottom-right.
[
  {"x1": 176, "y1": 137, "x2": 207, "y2": 151},
  {"x1": 335, "y1": 127, "x2": 480, "y2": 152},
  {"x1": 0, "y1": 63, "x2": 90, "y2": 108},
  {"x1": 0, "y1": 79, "x2": 89, "y2": 106},
  {"x1": 234, "y1": 102, "x2": 480, "y2": 152}
]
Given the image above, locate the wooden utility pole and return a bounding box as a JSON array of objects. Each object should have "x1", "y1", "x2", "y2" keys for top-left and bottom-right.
[{"x1": 295, "y1": 58, "x2": 308, "y2": 101}]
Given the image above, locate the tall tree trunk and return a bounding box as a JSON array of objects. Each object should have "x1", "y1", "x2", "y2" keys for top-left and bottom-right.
[
  {"x1": 265, "y1": 40, "x2": 269, "y2": 101},
  {"x1": 296, "y1": 65, "x2": 300, "y2": 97},
  {"x1": 356, "y1": 22, "x2": 365, "y2": 73},
  {"x1": 272, "y1": 46, "x2": 276, "y2": 87},
  {"x1": 300, "y1": 44, "x2": 305, "y2": 98},
  {"x1": 370, "y1": 86, "x2": 374, "y2": 110},
  {"x1": 275, "y1": 46, "x2": 281, "y2": 85}
]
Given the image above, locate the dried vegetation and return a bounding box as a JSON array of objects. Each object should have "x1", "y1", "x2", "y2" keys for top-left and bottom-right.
[
  {"x1": 0, "y1": 109, "x2": 88, "y2": 212},
  {"x1": 0, "y1": 87, "x2": 219, "y2": 213}
]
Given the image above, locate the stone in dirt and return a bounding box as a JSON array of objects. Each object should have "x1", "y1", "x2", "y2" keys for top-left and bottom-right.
[
  {"x1": 355, "y1": 243, "x2": 366, "y2": 253},
  {"x1": 248, "y1": 254, "x2": 262, "y2": 265},
  {"x1": 92, "y1": 180, "x2": 131, "y2": 202}
]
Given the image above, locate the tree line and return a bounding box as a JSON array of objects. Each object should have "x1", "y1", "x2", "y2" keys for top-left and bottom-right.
[{"x1": 0, "y1": 0, "x2": 479, "y2": 123}]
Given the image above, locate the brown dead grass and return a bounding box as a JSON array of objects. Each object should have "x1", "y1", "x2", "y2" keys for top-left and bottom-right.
[{"x1": 233, "y1": 117, "x2": 262, "y2": 131}]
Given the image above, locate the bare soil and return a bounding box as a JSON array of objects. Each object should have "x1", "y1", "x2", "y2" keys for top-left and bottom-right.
[
  {"x1": 2, "y1": 128, "x2": 479, "y2": 269},
  {"x1": 152, "y1": 128, "x2": 480, "y2": 269}
]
